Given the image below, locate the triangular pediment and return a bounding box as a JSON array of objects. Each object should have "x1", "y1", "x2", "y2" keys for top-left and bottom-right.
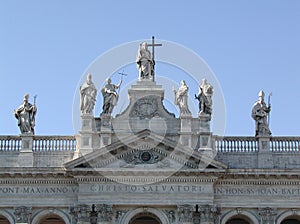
[{"x1": 65, "y1": 130, "x2": 227, "y2": 171}]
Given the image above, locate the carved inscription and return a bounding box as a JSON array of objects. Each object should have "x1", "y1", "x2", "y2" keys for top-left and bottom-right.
[
  {"x1": 89, "y1": 184, "x2": 203, "y2": 194},
  {"x1": 0, "y1": 186, "x2": 78, "y2": 195},
  {"x1": 215, "y1": 187, "x2": 300, "y2": 196}
]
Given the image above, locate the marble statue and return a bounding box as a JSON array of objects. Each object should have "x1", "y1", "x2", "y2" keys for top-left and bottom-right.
[
  {"x1": 136, "y1": 42, "x2": 154, "y2": 80},
  {"x1": 14, "y1": 94, "x2": 37, "y2": 134},
  {"x1": 252, "y1": 90, "x2": 271, "y2": 136},
  {"x1": 173, "y1": 80, "x2": 191, "y2": 115},
  {"x1": 101, "y1": 78, "x2": 122, "y2": 114},
  {"x1": 195, "y1": 79, "x2": 214, "y2": 116},
  {"x1": 80, "y1": 73, "x2": 97, "y2": 114}
]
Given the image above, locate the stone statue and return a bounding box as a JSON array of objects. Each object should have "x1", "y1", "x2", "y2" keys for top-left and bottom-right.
[
  {"x1": 136, "y1": 42, "x2": 154, "y2": 80},
  {"x1": 173, "y1": 80, "x2": 191, "y2": 115},
  {"x1": 14, "y1": 94, "x2": 37, "y2": 134},
  {"x1": 252, "y1": 90, "x2": 271, "y2": 136},
  {"x1": 80, "y1": 73, "x2": 97, "y2": 114},
  {"x1": 195, "y1": 79, "x2": 214, "y2": 116},
  {"x1": 101, "y1": 78, "x2": 122, "y2": 114}
]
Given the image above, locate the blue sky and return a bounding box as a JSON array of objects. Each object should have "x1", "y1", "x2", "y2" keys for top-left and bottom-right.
[{"x1": 1, "y1": 0, "x2": 300, "y2": 136}]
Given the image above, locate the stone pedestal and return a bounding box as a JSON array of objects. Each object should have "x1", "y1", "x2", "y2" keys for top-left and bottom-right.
[
  {"x1": 81, "y1": 114, "x2": 96, "y2": 132},
  {"x1": 199, "y1": 113, "x2": 211, "y2": 132},
  {"x1": 197, "y1": 114, "x2": 214, "y2": 165},
  {"x1": 198, "y1": 114, "x2": 212, "y2": 151},
  {"x1": 79, "y1": 114, "x2": 98, "y2": 156},
  {"x1": 258, "y1": 136, "x2": 273, "y2": 168},
  {"x1": 100, "y1": 114, "x2": 113, "y2": 148},
  {"x1": 18, "y1": 134, "x2": 33, "y2": 167},
  {"x1": 179, "y1": 114, "x2": 192, "y2": 147}
]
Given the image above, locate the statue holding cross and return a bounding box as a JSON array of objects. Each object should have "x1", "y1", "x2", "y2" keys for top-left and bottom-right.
[{"x1": 136, "y1": 36, "x2": 162, "y2": 81}]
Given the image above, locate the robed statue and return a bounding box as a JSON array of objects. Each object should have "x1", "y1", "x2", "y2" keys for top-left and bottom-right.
[
  {"x1": 136, "y1": 42, "x2": 154, "y2": 81},
  {"x1": 173, "y1": 80, "x2": 191, "y2": 116},
  {"x1": 251, "y1": 90, "x2": 271, "y2": 136},
  {"x1": 80, "y1": 73, "x2": 97, "y2": 114},
  {"x1": 101, "y1": 78, "x2": 122, "y2": 114},
  {"x1": 195, "y1": 79, "x2": 214, "y2": 116},
  {"x1": 14, "y1": 94, "x2": 37, "y2": 134}
]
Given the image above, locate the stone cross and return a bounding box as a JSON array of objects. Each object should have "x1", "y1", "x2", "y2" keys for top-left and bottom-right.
[{"x1": 147, "y1": 36, "x2": 162, "y2": 80}]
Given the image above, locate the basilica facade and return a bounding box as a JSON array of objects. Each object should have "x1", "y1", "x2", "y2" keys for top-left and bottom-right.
[{"x1": 0, "y1": 41, "x2": 300, "y2": 224}]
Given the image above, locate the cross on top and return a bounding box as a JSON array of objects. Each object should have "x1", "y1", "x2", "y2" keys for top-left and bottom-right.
[
  {"x1": 147, "y1": 36, "x2": 162, "y2": 62},
  {"x1": 136, "y1": 36, "x2": 162, "y2": 81}
]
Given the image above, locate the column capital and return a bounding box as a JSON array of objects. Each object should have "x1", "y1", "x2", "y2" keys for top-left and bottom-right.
[
  {"x1": 14, "y1": 206, "x2": 32, "y2": 224},
  {"x1": 177, "y1": 204, "x2": 194, "y2": 223}
]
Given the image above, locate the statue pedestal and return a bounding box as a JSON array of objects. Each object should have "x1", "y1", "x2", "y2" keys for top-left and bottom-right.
[
  {"x1": 199, "y1": 113, "x2": 211, "y2": 132},
  {"x1": 258, "y1": 136, "x2": 273, "y2": 168},
  {"x1": 18, "y1": 134, "x2": 33, "y2": 167},
  {"x1": 197, "y1": 114, "x2": 214, "y2": 163},
  {"x1": 81, "y1": 114, "x2": 96, "y2": 132},
  {"x1": 198, "y1": 114, "x2": 212, "y2": 150},
  {"x1": 78, "y1": 114, "x2": 98, "y2": 156},
  {"x1": 179, "y1": 114, "x2": 192, "y2": 147},
  {"x1": 100, "y1": 114, "x2": 112, "y2": 147}
]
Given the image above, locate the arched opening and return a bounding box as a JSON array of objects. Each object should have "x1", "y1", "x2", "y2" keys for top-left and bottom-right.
[
  {"x1": 281, "y1": 216, "x2": 300, "y2": 224},
  {"x1": 226, "y1": 215, "x2": 252, "y2": 224},
  {"x1": 38, "y1": 214, "x2": 66, "y2": 224},
  {"x1": 129, "y1": 212, "x2": 162, "y2": 224},
  {"x1": 0, "y1": 215, "x2": 10, "y2": 224}
]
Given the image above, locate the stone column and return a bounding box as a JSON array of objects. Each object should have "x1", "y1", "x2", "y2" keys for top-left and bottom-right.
[
  {"x1": 258, "y1": 136, "x2": 273, "y2": 168},
  {"x1": 79, "y1": 114, "x2": 98, "y2": 155},
  {"x1": 199, "y1": 205, "x2": 219, "y2": 224},
  {"x1": 258, "y1": 207, "x2": 277, "y2": 224},
  {"x1": 97, "y1": 204, "x2": 113, "y2": 224},
  {"x1": 18, "y1": 134, "x2": 33, "y2": 167},
  {"x1": 180, "y1": 114, "x2": 193, "y2": 147},
  {"x1": 14, "y1": 206, "x2": 32, "y2": 224},
  {"x1": 100, "y1": 114, "x2": 113, "y2": 148},
  {"x1": 177, "y1": 205, "x2": 194, "y2": 224}
]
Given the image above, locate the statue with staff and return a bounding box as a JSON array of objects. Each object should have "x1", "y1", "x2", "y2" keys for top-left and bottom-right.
[
  {"x1": 251, "y1": 90, "x2": 272, "y2": 136},
  {"x1": 14, "y1": 94, "x2": 37, "y2": 134},
  {"x1": 101, "y1": 77, "x2": 122, "y2": 115},
  {"x1": 136, "y1": 36, "x2": 162, "y2": 81}
]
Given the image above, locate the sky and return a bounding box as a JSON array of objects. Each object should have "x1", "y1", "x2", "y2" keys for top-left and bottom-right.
[{"x1": 0, "y1": 0, "x2": 300, "y2": 136}]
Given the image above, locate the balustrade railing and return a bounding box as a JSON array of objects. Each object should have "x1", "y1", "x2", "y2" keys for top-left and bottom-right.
[
  {"x1": 270, "y1": 137, "x2": 300, "y2": 152},
  {"x1": 33, "y1": 136, "x2": 77, "y2": 151},
  {"x1": 0, "y1": 136, "x2": 22, "y2": 151},
  {"x1": 214, "y1": 136, "x2": 258, "y2": 152},
  {"x1": 1, "y1": 135, "x2": 300, "y2": 153},
  {"x1": 0, "y1": 135, "x2": 76, "y2": 152}
]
